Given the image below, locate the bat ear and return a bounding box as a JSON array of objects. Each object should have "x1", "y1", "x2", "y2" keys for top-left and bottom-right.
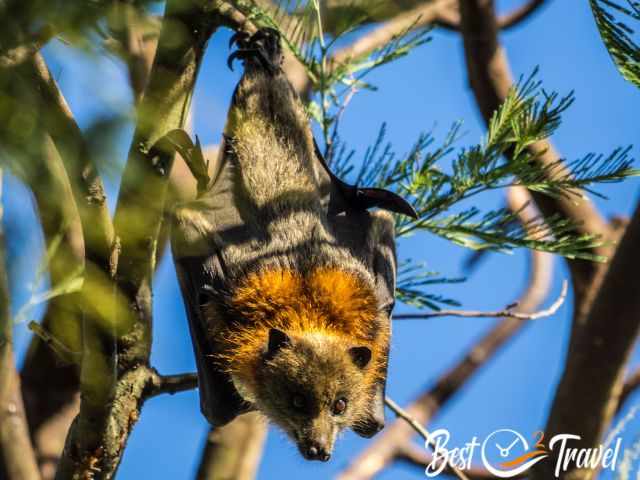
[
  {"x1": 266, "y1": 328, "x2": 291, "y2": 357},
  {"x1": 349, "y1": 346, "x2": 372, "y2": 369}
]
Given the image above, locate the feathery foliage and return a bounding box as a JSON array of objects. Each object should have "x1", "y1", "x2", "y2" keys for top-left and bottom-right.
[
  {"x1": 590, "y1": 0, "x2": 640, "y2": 87},
  {"x1": 395, "y1": 261, "x2": 463, "y2": 310},
  {"x1": 347, "y1": 72, "x2": 638, "y2": 260}
]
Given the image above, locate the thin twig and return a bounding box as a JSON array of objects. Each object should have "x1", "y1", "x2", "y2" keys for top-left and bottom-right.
[
  {"x1": 395, "y1": 280, "x2": 567, "y2": 320},
  {"x1": 385, "y1": 396, "x2": 470, "y2": 480},
  {"x1": 284, "y1": 0, "x2": 455, "y2": 95},
  {"x1": 27, "y1": 321, "x2": 82, "y2": 365},
  {"x1": 498, "y1": 0, "x2": 548, "y2": 28},
  {"x1": 384, "y1": 397, "x2": 431, "y2": 440},
  {"x1": 618, "y1": 368, "x2": 640, "y2": 411},
  {"x1": 147, "y1": 371, "x2": 198, "y2": 399}
]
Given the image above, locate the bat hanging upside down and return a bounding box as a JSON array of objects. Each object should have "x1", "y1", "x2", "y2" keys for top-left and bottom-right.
[{"x1": 171, "y1": 27, "x2": 416, "y2": 461}]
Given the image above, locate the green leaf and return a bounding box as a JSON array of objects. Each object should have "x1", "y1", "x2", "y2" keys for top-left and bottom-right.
[{"x1": 590, "y1": 0, "x2": 640, "y2": 87}]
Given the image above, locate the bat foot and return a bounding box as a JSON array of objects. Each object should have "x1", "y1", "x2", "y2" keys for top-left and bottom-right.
[
  {"x1": 229, "y1": 31, "x2": 251, "y2": 49},
  {"x1": 227, "y1": 27, "x2": 283, "y2": 75}
]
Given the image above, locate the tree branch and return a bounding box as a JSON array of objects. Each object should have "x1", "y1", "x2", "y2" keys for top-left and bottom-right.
[
  {"x1": 283, "y1": 0, "x2": 548, "y2": 95},
  {"x1": 196, "y1": 413, "x2": 267, "y2": 480},
  {"x1": 533, "y1": 203, "x2": 640, "y2": 480},
  {"x1": 24, "y1": 53, "x2": 115, "y2": 272},
  {"x1": 284, "y1": 0, "x2": 456, "y2": 95},
  {"x1": 385, "y1": 397, "x2": 470, "y2": 480},
  {"x1": 498, "y1": 0, "x2": 548, "y2": 28},
  {"x1": 0, "y1": 361, "x2": 42, "y2": 480},
  {"x1": 454, "y1": 3, "x2": 640, "y2": 479},
  {"x1": 618, "y1": 367, "x2": 640, "y2": 411},
  {"x1": 0, "y1": 73, "x2": 84, "y2": 479},
  {"x1": 215, "y1": 0, "x2": 258, "y2": 34},
  {"x1": 0, "y1": 24, "x2": 55, "y2": 68},
  {"x1": 106, "y1": 4, "x2": 162, "y2": 103},
  {"x1": 54, "y1": 1, "x2": 221, "y2": 478},
  {"x1": 146, "y1": 372, "x2": 198, "y2": 399},
  {"x1": 435, "y1": 0, "x2": 548, "y2": 31},
  {"x1": 394, "y1": 280, "x2": 567, "y2": 320},
  {"x1": 339, "y1": 187, "x2": 554, "y2": 479}
]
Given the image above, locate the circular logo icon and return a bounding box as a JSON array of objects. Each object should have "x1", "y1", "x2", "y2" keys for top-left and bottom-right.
[{"x1": 481, "y1": 429, "x2": 548, "y2": 478}]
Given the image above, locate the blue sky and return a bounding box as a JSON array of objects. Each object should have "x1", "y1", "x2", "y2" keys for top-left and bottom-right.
[{"x1": 4, "y1": 0, "x2": 640, "y2": 478}]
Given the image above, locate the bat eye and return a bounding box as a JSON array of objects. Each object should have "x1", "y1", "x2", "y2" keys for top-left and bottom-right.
[
  {"x1": 292, "y1": 394, "x2": 306, "y2": 411},
  {"x1": 332, "y1": 398, "x2": 347, "y2": 415}
]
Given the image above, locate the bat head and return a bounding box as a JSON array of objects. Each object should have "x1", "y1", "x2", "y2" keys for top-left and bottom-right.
[{"x1": 240, "y1": 328, "x2": 373, "y2": 461}]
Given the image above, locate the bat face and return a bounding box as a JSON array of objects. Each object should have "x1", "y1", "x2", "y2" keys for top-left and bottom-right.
[{"x1": 247, "y1": 329, "x2": 373, "y2": 461}]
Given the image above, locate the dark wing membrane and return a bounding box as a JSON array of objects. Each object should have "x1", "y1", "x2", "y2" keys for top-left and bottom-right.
[
  {"x1": 171, "y1": 142, "x2": 253, "y2": 426},
  {"x1": 328, "y1": 210, "x2": 397, "y2": 437},
  {"x1": 172, "y1": 254, "x2": 251, "y2": 426}
]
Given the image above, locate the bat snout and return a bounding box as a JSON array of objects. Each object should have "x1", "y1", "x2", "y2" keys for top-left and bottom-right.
[{"x1": 299, "y1": 440, "x2": 331, "y2": 462}]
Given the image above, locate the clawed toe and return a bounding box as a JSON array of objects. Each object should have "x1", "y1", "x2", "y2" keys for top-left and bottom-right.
[
  {"x1": 250, "y1": 27, "x2": 280, "y2": 44},
  {"x1": 229, "y1": 31, "x2": 251, "y2": 49},
  {"x1": 227, "y1": 49, "x2": 247, "y2": 71},
  {"x1": 227, "y1": 27, "x2": 283, "y2": 75}
]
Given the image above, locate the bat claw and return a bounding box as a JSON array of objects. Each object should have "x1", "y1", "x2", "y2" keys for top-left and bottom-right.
[
  {"x1": 227, "y1": 50, "x2": 241, "y2": 71},
  {"x1": 250, "y1": 27, "x2": 280, "y2": 43},
  {"x1": 229, "y1": 31, "x2": 250, "y2": 49},
  {"x1": 227, "y1": 28, "x2": 283, "y2": 75},
  {"x1": 227, "y1": 48, "x2": 264, "y2": 71}
]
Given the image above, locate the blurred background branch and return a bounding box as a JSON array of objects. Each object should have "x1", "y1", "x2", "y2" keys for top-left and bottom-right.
[
  {"x1": 0, "y1": 171, "x2": 41, "y2": 480},
  {"x1": 196, "y1": 413, "x2": 267, "y2": 480}
]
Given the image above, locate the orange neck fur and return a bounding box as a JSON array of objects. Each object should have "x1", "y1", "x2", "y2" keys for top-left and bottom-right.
[{"x1": 210, "y1": 267, "x2": 387, "y2": 394}]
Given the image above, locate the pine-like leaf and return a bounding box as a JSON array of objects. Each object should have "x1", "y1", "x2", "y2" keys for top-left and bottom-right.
[{"x1": 590, "y1": 0, "x2": 640, "y2": 87}]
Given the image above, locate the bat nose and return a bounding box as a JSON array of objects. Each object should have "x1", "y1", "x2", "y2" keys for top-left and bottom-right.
[{"x1": 303, "y1": 442, "x2": 331, "y2": 461}]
